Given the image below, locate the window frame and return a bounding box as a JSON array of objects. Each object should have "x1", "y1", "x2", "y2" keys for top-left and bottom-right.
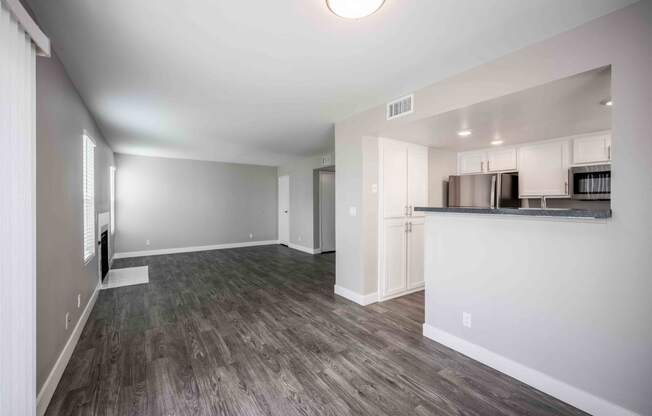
[
  {"x1": 109, "y1": 166, "x2": 116, "y2": 235},
  {"x1": 82, "y1": 133, "x2": 96, "y2": 264}
]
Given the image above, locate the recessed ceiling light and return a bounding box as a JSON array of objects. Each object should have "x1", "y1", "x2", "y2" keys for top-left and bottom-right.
[
  {"x1": 457, "y1": 130, "x2": 472, "y2": 137},
  {"x1": 601, "y1": 99, "x2": 613, "y2": 107},
  {"x1": 326, "y1": 0, "x2": 385, "y2": 19},
  {"x1": 491, "y1": 140, "x2": 504, "y2": 146}
]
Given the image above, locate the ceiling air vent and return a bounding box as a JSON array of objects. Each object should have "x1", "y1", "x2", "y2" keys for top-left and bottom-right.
[{"x1": 386, "y1": 94, "x2": 414, "y2": 120}]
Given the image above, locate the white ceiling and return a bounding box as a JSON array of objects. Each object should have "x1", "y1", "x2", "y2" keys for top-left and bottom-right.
[
  {"x1": 27, "y1": 0, "x2": 635, "y2": 166},
  {"x1": 389, "y1": 66, "x2": 612, "y2": 151}
]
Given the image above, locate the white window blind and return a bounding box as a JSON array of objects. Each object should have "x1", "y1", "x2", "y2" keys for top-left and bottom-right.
[
  {"x1": 83, "y1": 134, "x2": 96, "y2": 262},
  {"x1": 110, "y1": 166, "x2": 116, "y2": 234}
]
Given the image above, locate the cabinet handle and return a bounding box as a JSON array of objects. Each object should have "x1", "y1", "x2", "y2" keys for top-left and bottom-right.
[
  {"x1": 405, "y1": 222, "x2": 409, "y2": 233},
  {"x1": 405, "y1": 205, "x2": 409, "y2": 216},
  {"x1": 565, "y1": 181, "x2": 568, "y2": 194},
  {"x1": 608, "y1": 145, "x2": 611, "y2": 160},
  {"x1": 487, "y1": 161, "x2": 490, "y2": 171},
  {"x1": 408, "y1": 205, "x2": 412, "y2": 216},
  {"x1": 481, "y1": 161, "x2": 484, "y2": 172},
  {"x1": 409, "y1": 222, "x2": 413, "y2": 233}
]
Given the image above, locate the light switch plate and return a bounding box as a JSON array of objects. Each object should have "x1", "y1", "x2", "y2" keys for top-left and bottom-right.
[{"x1": 349, "y1": 206, "x2": 357, "y2": 217}]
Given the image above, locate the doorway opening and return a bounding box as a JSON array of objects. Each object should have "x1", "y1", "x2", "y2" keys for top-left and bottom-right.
[{"x1": 314, "y1": 167, "x2": 335, "y2": 253}]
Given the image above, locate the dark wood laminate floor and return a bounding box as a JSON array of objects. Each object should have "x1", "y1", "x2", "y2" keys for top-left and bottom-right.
[{"x1": 46, "y1": 245, "x2": 586, "y2": 416}]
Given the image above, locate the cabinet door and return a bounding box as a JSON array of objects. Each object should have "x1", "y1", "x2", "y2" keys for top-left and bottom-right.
[
  {"x1": 381, "y1": 219, "x2": 407, "y2": 298},
  {"x1": 407, "y1": 217, "x2": 425, "y2": 290},
  {"x1": 518, "y1": 141, "x2": 570, "y2": 197},
  {"x1": 407, "y1": 144, "x2": 429, "y2": 216},
  {"x1": 487, "y1": 148, "x2": 517, "y2": 172},
  {"x1": 381, "y1": 139, "x2": 408, "y2": 218},
  {"x1": 573, "y1": 134, "x2": 611, "y2": 164},
  {"x1": 459, "y1": 151, "x2": 486, "y2": 174}
]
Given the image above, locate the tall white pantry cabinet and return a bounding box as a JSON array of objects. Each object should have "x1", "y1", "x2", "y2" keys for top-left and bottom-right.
[{"x1": 378, "y1": 138, "x2": 428, "y2": 301}]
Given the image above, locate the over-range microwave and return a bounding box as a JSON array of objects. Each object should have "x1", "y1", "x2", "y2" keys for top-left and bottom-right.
[{"x1": 571, "y1": 164, "x2": 611, "y2": 200}]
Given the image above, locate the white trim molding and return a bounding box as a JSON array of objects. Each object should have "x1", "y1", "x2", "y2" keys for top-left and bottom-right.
[
  {"x1": 422, "y1": 324, "x2": 641, "y2": 416},
  {"x1": 334, "y1": 285, "x2": 378, "y2": 306},
  {"x1": 4, "y1": 0, "x2": 50, "y2": 56},
  {"x1": 37, "y1": 283, "x2": 101, "y2": 416},
  {"x1": 287, "y1": 243, "x2": 321, "y2": 255},
  {"x1": 377, "y1": 284, "x2": 424, "y2": 303},
  {"x1": 113, "y1": 240, "x2": 280, "y2": 259}
]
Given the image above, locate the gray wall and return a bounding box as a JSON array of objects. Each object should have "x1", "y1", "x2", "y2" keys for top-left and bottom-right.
[
  {"x1": 114, "y1": 154, "x2": 278, "y2": 253},
  {"x1": 36, "y1": 52, "x2": 115, "y2": 391},
  {"x1": 335, "y1": 2, "x2": 652, "y2": 414},
  {"x1": 278, "y1": 152, "x2": 334, "y2": 250}
]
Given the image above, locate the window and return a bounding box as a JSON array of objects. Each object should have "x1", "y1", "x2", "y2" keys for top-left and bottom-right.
[
  {"x1": 82, "y1": 134, "x2": 96, "y2": 262},
  {"x1": 110, "y1": 166, "x2": 116, "y2": 234}
]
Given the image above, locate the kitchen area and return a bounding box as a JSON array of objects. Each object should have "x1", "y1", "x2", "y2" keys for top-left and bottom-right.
[
  {"x1": 374, "y1": 66, "x2": 613, "y2": 304},
  {"x1": 371, "y1": 65, "x2": 622, "y2": 413}
]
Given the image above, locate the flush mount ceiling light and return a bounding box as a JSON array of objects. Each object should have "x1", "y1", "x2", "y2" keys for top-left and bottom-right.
[
  {"x1": 457, "y1": 130, "x2": 472, "y2": 137},
  {"x1": 491, "y1": 140, "x2": 504, "y2": 146},
  {"x1": 326, "y1": 0, "x2": 385, "y2": 19},
  {"x1": 603, "y1": 99, "x2": 613, "y2": 107}
]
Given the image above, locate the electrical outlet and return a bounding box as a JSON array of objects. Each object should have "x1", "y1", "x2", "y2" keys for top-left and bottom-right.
[
  {"x1": 65, "y1": 312, "x2": 71, "y2": 330},
  {"x1": 249, "y1": 233, "x2": 253, "y2": 240},
  {"x1": 349, "y1": 206, "x2": 357, "y2": 217},
  {"x1": 146, "y1": 239, "x2": 150, "y2": 246},
  {"x1": 463, "y1": 312, "x2": 472, "y2": 328},
  {"x1": 77, "y1": 294, "x2": 81, "y2": 309}
]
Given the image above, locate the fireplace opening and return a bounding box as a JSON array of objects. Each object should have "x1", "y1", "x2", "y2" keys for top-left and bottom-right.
[{"x1": 100, "y1": 230, "x2": 109, "y2": 282}]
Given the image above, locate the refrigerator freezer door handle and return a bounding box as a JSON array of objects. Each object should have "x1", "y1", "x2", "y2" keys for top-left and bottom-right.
[{"x1": 490, "y1": 176, "x2": 497, "y2": 208}]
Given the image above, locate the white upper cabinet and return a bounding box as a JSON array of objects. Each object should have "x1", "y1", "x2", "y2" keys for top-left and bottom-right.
[
  {"x1": 518, "y1": 140, "x2": 570, "y2": 197},
  {"x1": 380, "y1": 138, "x2": 428, "y2": 218},
  {"x1": 487, "y1": 148, "x2": 517, "y2": 172},
  {"x1": 458, "y1": 151, "x2": 485, "y2": 174},
  {"x1": 407, "y1": 144, "x2": 429, "y2": 216},
  {"x1": 381, "y1": 139, "x2": 409, "y2": 218},
  {"x1": 572, "y1": 133, "x2": 612, "y2": 165}
]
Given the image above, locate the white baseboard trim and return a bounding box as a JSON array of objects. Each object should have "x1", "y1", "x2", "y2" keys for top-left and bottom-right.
[
  {"x1": 378, "y1": 284, "x2": 424, "y2": 302},
  {"x1": 287, "y1": 243, "x2": 321, "y2": 255},
  {"x1": 334, "y1": 285, "x2": 378, "y2": 306},
  {"x1": 113, "y1": 240, "x2": 280, "y2": 259},
  {"x1": 37, "y1": 283, "x2": 100, "y2": 416},
  {"x1": 422, "y1": 324, "x2": 640, "y2": 416}
]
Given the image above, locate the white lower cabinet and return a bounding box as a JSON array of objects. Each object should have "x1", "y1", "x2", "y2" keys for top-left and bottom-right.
[
  {"x1": 381, "y1": 218, "x2": 407, "y2": 298},
  {"x1": 380, "y1": 217, "x2": 424, "y2": 301}
]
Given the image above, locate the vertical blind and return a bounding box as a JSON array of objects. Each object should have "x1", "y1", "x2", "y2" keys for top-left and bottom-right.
[
  {"x1": 83, "y1": 134, "x2": 96, "y2": 261},
  {"x1": 0, "y1": 2, "x2": 37, "y2": 414}
]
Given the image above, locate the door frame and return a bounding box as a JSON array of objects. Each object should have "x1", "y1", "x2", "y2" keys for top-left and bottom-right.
[
  {"x1": 318, "y1": 170, "x2": 336, "y2": 253},
  {"x1": 278, "y1": 175, "x2": 290, "y2": 245}
]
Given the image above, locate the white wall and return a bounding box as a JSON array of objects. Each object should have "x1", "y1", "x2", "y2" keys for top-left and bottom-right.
[
  {"x1": 335, "y1": 2, "x2": 652, "y2": 414},
  {"x1": 114, "y1": 154, "x2": 277, "y2": 254},
  {"x1": 36, "y1": 52, "x2": 115, "y2": 392}
]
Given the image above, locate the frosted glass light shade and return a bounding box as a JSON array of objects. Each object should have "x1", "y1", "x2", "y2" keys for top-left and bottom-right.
[{"x1": 326, "y1": 0, "x2": 385, "y2": 19}]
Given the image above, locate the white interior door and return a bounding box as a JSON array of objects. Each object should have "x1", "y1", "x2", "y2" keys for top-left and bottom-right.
[
  {"x1": 319, "y1": 171, "x2": 336, "y2": 252},
  {"x1": 278, "y1": 176, "x2": 290, "y2": 245}
]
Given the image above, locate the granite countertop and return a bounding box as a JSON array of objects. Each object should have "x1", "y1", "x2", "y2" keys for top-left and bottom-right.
[{"x1": 414, "y1": 207, "x2": 612, "y2": 219}]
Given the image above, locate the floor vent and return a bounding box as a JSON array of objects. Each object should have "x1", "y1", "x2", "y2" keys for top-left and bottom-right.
[{"x1": 387, "y1": 94, "x2": 414, "y2": 120}]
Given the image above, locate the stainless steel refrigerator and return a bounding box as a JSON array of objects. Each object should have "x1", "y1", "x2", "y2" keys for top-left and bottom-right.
[{"x1": 448, "y1": 172, "x2": 519, "y2": 208}]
